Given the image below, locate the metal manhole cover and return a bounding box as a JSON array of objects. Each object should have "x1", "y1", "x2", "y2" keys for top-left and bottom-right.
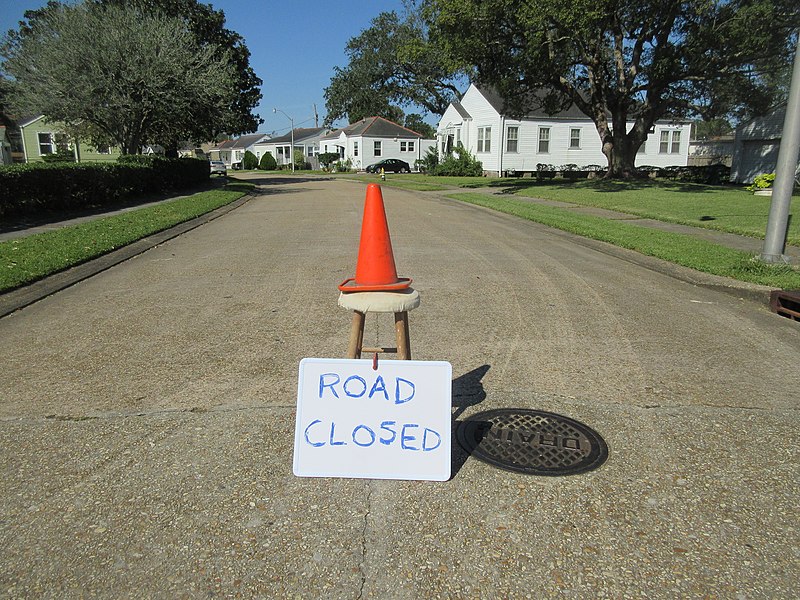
[{"x1": 457, "y1": 409, "x2": 608, "y2": 476}]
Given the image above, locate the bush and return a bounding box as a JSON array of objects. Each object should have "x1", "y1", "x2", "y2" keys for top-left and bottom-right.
[
  {"x1": 242, "y1": 150, "x2": 259, "y2": 170},
  {"x1": 746, "y1": 172, "x2": 775, "y2": 191},
  {"x1": 0, "y1": 156, "x2": 209, "y2": 220},
  {"x1": 433, "y1": 146, "x2": 483, "y2": 176},
  {"x1": 418, "y1": 147, "x2": 439, "y2": 174},
  {"x1": 259, "y1": 151, "x2": 277, "y2": 170},
  {"x1": 318, "y1": 152, "x2": 340, "y2": 170},
  {"x1": 293, "y1": 149, "x2": 310, "y2": 170}
]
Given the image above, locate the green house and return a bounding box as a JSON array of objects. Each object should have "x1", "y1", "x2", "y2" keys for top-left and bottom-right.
[{"x1": 19, "y1": 115, "x2": 121, "y2": 163}]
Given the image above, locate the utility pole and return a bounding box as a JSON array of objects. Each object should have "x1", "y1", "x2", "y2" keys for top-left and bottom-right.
[
  {"x1": 761, "y1": 35, "x2": 800, "y2": 263},
  {"x1": 273, "y1": 108, "x2": 295, "y2": 173},
  {"x1": 313, "y1": 104, "x2": 319, "y2": 128}
]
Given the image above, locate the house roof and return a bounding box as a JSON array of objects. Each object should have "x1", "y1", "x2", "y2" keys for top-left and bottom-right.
[
  {"x1": 18, "y1": 114, "x2": 46, "y2": 128},
  {"x1": 476, "y1": 85, "x2": 588, "y2": 120},
  {"x1": 451, "y1": 101, "x2": 472, "y2": 120},
  {"x1": 266, "y1": 127, "x2": 326, "y2": 144},
  {"x1": 229, "y1": 133, "x2": 269, "y2": 148},
  {"x1": 321, "y1": 117, "x2": 423, "y2": 141}
]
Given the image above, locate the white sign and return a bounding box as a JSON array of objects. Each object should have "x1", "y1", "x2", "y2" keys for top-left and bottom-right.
[{"x1": 293, "y1": 358, "x2": 452, "y2": 481}]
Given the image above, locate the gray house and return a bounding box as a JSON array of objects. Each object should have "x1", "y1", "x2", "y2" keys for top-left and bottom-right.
[{"x1": 730, "y1": 104, "x2": 798, "y2": 184}]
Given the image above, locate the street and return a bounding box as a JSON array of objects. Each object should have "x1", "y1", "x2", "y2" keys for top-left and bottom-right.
[{"x1": 1, "y1": 175, "x2": 797, "y2": 598}]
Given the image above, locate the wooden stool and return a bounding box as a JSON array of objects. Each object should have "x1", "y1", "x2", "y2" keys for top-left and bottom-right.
[{"x1": 338, "y1": 288, "x2": 420, "y2": 359}]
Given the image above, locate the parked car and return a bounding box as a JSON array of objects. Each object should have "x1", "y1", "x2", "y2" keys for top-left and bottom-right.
[
  {"x1": 366, "y1": 158, "x2": 411, "y2": 174},
  {"x1": 209, "y1": 160, "x2": 227, "y2": 176}
]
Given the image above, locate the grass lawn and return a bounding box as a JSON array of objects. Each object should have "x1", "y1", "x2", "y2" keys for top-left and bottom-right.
[
  {"x1": 0, "y1": 181, "x2": 254, "y2": 293},
  {"x1": 505, "y1": 179, "x2": 800, "y2": 246},
  {"x1": 451, "y1": 192, "x2": 800, "y2": 290}
]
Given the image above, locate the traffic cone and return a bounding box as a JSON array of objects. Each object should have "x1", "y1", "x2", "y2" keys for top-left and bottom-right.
[{"x1": 339, "y1": 183, "x2": 412, "y2": 292}]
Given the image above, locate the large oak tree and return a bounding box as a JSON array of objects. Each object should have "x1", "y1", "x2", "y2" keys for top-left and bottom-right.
[{"x1": 426, "y1": 0, "x2": 799, "y2": 177}]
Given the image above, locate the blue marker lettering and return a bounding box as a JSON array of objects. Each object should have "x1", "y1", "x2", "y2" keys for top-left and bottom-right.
[
  {"x1": 379, "y1": 420, "x2": 397, "y2": 445},
  {"x1": 422, "y1": 428, "x2": 442, "y2": 451},
  {"x1": 369, "y1": 375, "x2": 389, "y2": 401},
  {"x1": 304, "y1": 419, "x2": 325, "y2": 447},
  {"x1": 401, "y1": 423, "x2": 419, "y2": 450},
  {"x1": 343, "y1": 375, "x2": 366, "y2": 398},
  {"x1": 352, "y1": 424, "x2": 376, "y2": 447},
  {"x1": 319, "y1": 373, "x2": 340, "y2": 399},
  {"x1": 395, "y1": 378, "x2": 415, "y2": 404},
  {"x1": 329, "y1": 422, "x2": 347, "y2": 446}
]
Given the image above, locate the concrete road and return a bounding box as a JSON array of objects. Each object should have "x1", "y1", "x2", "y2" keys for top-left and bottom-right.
[{"x1": 1, "y1": 175, "x2": 798, "y2": 598}]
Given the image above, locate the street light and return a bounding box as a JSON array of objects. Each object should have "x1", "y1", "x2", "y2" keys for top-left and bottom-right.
[{"x1": 273, "y1": 108, "x2": 295, "y2": 173}]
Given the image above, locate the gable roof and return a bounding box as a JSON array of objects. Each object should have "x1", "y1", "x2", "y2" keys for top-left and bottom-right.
[
  {"x1": 321, "y1": 117, "x2": 423, "y2": 141},
  {"x1": 266, "y1": 127, "x2": 326, "y2": 144},
  {"x1": 230, "y1": 133, "x2": 269, "y2": 148},
  {"x1": 475, "y1": 85, "x2": 588, "y2": 120}
]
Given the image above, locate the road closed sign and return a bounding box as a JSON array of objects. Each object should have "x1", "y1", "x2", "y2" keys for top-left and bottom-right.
[{"x1": 293, "y1": 358, "x2": 452, "y2": 481}]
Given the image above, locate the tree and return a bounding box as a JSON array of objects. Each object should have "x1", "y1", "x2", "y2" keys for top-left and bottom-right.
[
  {"x1": 242, "y1": 150, "x2": 259, "y2": 170},
  {"x1": 324, "y1": 5, "x2": 463, "y2": 126},
  {"x1": 1, "y1": 1, "x2": 260, "y2": 154},
  {"x1": 426, "y1": 0, "x2": 799, "y2": 178},
  {"x1": 96, "y1": 0, "x2": 263, "y2": 143},
  {"x1": 404, "y1": 113, "x2": 436, "y2": 137}
]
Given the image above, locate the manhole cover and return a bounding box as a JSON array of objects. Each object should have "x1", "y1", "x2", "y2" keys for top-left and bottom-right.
[{"x1": 457, "y1": 409, "x2": 608, "y2": 476}]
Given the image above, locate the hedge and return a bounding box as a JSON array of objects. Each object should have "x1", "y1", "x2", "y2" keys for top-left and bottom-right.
[{"x1": 0, "y1": 156, "x2": 210, "y2": 219}]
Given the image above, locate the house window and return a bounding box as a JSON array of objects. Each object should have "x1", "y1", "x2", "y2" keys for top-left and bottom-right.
[
  {"x1": 400, "y1": 141, "x2": 407, "y2": 151},
  {"x1": 354, "y1": 142, "x2": 359, "y2": 156},
  {"x1": 399, "y1": 140, "x2": 414, "y2": 152},
  {"x1": 38, "y1": 132, "x2": 54, "y2": 155},
  {"x1": 538, "y1": 127, "x2": 550, "y2": 153},
  {"x1": 477, "y1": 127, "x2": 491, "y2": 153},
  {"x1": 374, "y1": 141, "x2": 382, "y2": 156},
  {"x1": 569, "y1": 128, "x2": 581, "y2": 149},
  {"x1": 670, "y1": 130, "x2": 681, "y2": 154},
  {"x1": 506, "y1": 126, "x2": 518, "y2": 152},
  {"x1": 659, "y1": 130, "x2": 681, "y2": 154},
  {"x1": 96, "y1": 144, "x2": 111, "y2": 155},
  {"x1": 408, "y1": 141, "x2": 415, "y2": 152}
]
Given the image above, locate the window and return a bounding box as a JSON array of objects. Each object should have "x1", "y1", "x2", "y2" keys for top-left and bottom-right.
[
  {"x1": 569, "y1": 128, "x2": 581, "y2": 149},
  {"x1": 506, "y1": 126, "x2": 518, "y2": 152},
  {"x1": 374, "y1": 141, "x2": 382, "y2": 156},
  {"x1": 477, "y1": 127, "x2": 491, "y2": 153},
  {"x1": 400, "y1": 141, "x2": 407, "y2": 152},
  {"x1": 538, "y1": 127, "x2": 550, "y2": 153},
  {"x1": 660, "y1": 130, "x2": 681, "y2": 154},
  {"x1": 353, "y1": 142, "x2": 359, "y2": 156},
  {"x1": 38, "y1": 132, "x2": 54, "y2": 155},
  {"x1": 96, "y1": 144, "x2": 111, "y2": 155},
  {"x1": 670, "y1": 130, "x2": 681, "y2": 154},
  {"x1": 407, "y1": 141, "x2": 415, "y2": 152}
]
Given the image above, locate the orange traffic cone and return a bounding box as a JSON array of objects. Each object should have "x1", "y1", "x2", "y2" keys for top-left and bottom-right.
[{"x1": 339, "y1": 183, "x2": 412, "y2": 292}]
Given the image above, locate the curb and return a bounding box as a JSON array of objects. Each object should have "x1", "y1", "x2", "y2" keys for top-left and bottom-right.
[{"x1": 0, "y1": 192, "x2": 254, "y2": 319}]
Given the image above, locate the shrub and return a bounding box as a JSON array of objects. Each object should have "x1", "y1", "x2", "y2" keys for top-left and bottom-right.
[
  {"x1": 293, "y1": 150, "x2": 310, "y2": 170},
  {"x1": 242, "y1": 150, "x2": 259, "y2": 170},
  {"x1": 418, "y1": 146, "x2": 439, "y2": 174},
  {"x1": 433, "y1": 146, "x2": 483, "y2": 176},
  {"x1": 746, "y1": 172, "x2": 775, "y2": 192},
  {"x1": 259, "y1": 151, "x2": 277, "y2": 170},
  {"x1": 0, "y1": 156, "x2": 209, "y2": 219},
  {"x1": 319, "y1": 152, "x2": 340, "y2": 170}
]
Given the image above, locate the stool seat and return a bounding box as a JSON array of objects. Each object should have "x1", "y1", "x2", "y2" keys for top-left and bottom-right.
[
  {"x1": 337, "y1": 288, "x2": 420, "y2": 313},
  {"x1": 339, "y1": 288, "x2": 420, "y2": 360}
]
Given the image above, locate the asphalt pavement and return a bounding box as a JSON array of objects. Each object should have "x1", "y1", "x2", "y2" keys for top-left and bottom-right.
[{"x1": 1, "y1": 174, "x2": 798, "y2": 598}]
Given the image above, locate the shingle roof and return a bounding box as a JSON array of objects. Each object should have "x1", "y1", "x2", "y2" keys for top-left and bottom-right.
[
  {"x1": 322, "y1": 117, "x2": 424, "y2": 140},
  {"x1": 230, "y1": 133, "x2": 269, "y2": 148},
  {"x1": 476, "y1": 86, "x2": 589, "y2": 120},
  {"x1": 267, "y1": 127, "x2": 326, "y2": 144}
]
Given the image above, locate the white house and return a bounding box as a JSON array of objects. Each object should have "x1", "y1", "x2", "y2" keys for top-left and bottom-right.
[
  {"x1": 253, "y1": 127, "x2": 327, "y2": 167},
  {"x1": 438, "y1": 84, "x2": 691, "y2": 176},
  {"x1": 318, "y1": 117, "x2": 436, "y2": 172},
  {"x1": 208, "y1": 133, "x2": 270, "y2": 168},
  {"x1": 730, "y1": 104, "x2": 799, "y2": 184}
]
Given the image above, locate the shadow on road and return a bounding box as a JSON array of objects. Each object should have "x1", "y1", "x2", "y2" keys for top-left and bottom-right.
[{"x1": 451, "y1": 364, "x2": 490, "y2": 479}]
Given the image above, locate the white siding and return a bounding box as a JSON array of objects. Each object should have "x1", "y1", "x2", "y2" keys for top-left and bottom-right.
[{"x1": 438, "y1": 84, "x2": 691, "y2": 175}]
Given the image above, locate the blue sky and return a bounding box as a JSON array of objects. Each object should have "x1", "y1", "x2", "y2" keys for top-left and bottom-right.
[{"x1": 0, "y1": 0, "x2": 428, "y2": 136}]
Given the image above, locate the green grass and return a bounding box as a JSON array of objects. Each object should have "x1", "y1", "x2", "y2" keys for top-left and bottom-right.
[
  {"x1": 0, "y1": 182, "x2": 254, "y2": 292},
  {"x1": 507, "y1": 179, "x2": 800, "y2": 246},
  {"x1": 451, "y1": 192, "x2": 800, "y2": 290}
]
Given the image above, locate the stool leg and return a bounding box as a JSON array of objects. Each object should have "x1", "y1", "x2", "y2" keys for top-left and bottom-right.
[
  {"x1": 347, "y1": 311, "x2": 366, "y2": 359},
  {"x1": 394, "y1": 311, "x2": 411, "y2": 360}
]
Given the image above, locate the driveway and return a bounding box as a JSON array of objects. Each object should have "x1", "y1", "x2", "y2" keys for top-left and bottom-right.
[{"x1": 1, "y1": 176, "x2": 797, "y2": 597}]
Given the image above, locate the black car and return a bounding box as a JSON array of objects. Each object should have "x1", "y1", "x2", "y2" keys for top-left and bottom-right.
[{"x1": 366, "y1": 158, "x2": 411, "y2": 174}]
